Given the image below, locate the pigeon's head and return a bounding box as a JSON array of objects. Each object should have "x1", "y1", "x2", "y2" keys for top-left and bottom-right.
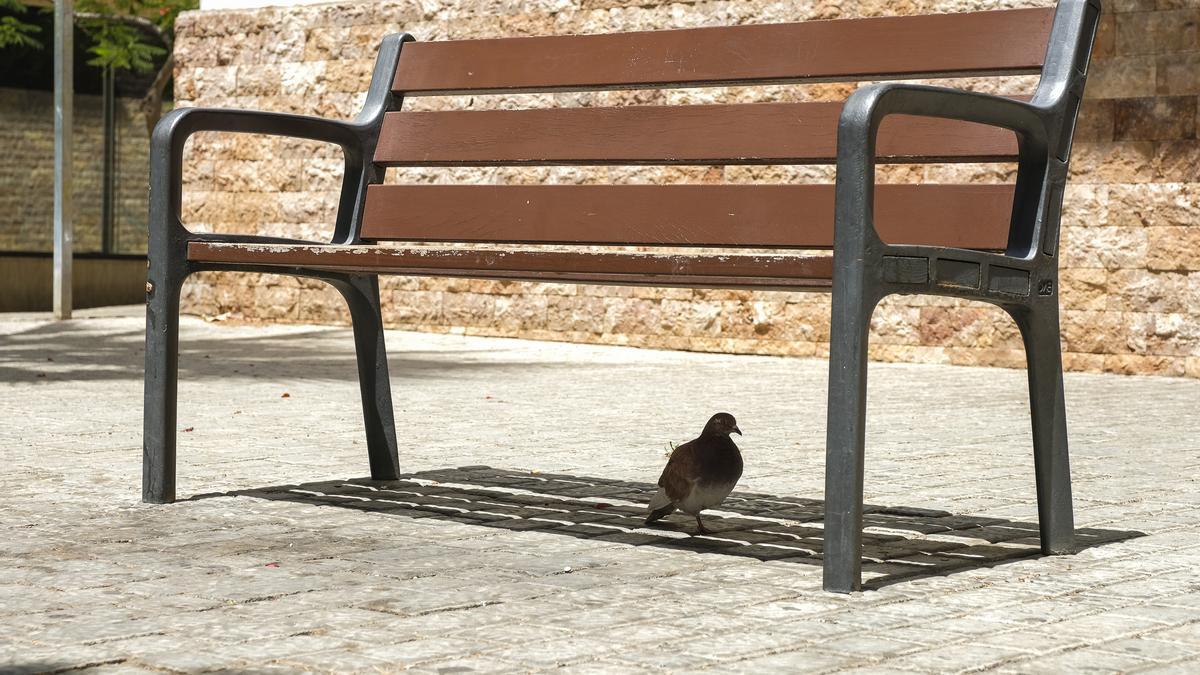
[{"x1": 703, "y1": 412, "x2": 742, "y2": 437}]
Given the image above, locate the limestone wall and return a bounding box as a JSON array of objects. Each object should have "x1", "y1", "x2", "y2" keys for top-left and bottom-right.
[
  {"x1": 0, "y1": 88, "x2": 150, "y2": 255},
  {"x1": 172, "y1": 0, "x2": 1199, "y2": 379}
]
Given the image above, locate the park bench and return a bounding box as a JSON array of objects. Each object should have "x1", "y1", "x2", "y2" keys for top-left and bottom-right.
[{"x1": 143, "y1": 0, "x2": 1101, "y2": 592}]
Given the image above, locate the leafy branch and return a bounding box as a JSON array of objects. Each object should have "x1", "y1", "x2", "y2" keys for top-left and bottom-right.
[
  {"x1": 0, "y1": 0, "x2": 40, "y2": 49},
  {"x1": 0, "y1": 0, "x2": 196, "y2": 134},
  {"x1": 76, "y1": 0, "x2": 195, "y2": 134}
]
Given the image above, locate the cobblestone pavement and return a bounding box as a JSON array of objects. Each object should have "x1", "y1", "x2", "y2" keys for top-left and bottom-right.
[{"x1": 3, "y1": 307, "x2": 1200, "y2": 674}]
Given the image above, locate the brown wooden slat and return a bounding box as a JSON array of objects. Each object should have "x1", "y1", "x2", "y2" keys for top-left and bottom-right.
[
  {"x1": 186, "y1": 242, "x2": 835, "y2": 290},
  {"x1": 393, "y1": 8, "x2": 1053, "y2": 94},
  {"x1": 374, "y1": 103, "x2": 1019, "y2": 166},
  {"x1": 359, "y1": 184, "x2": 1014, "y2": 250}
]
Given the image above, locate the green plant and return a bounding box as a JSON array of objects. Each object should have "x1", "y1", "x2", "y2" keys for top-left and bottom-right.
[
  {"x1": 0, "y1": 0, "x2": 41, "y2": 49},
  {"x1": 0, "y1": 0, "x2": 197, "y2": 133},
  {"x1": 77, "y1": 0, "x2": 198, "y2": 133}
]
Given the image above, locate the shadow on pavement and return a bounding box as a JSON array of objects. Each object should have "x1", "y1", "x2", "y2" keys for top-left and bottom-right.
[
  {"x1": 197, "y1": 465, "x2": 1144, "y2": 590},
  {"x1": 0, "y1": 319, "x2": 580, "y2": 384}
]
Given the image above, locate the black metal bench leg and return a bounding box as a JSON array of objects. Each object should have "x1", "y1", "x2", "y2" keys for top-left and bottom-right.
[
  {"x1": 1011, "y1": 303, "x2": 1075, "y2": 555},
  {"x1": 332, "y1": 275, "x2": 400, "y2": 481},
  {"x1": 823, "y1": 285, "x2": 877, "y2": 593},
  {"x1": 143, "y1": 273, "x2": 186, "y2": 504}
]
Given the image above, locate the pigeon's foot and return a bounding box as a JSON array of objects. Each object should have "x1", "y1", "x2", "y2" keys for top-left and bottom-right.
[{"x1": 694, "y1": 514, "x2": 710, "y2": 535}]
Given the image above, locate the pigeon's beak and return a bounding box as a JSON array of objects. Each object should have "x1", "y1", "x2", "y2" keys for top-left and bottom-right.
[{"x1": 732, "y1": 426, "x2": 742, "y2": 436}]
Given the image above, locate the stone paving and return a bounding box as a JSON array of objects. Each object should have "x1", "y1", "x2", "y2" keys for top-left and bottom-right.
[{"x1": 2, "y1": 306, "x2": 1200, "y2": 674}]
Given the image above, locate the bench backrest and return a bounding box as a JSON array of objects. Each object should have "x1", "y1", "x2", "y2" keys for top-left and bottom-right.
[{"x1": 355, "y1": 3, "x2": 1097, "y2": 252}]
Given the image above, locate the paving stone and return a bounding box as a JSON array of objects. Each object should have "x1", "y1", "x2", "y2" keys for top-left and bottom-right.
[
  {"x1": 1098, "y1": 636, "x2": 1200, "y2": 663},
  {"x1": 884, "y1": 642, "x2": 1030, "y2": 673},
  {"x1": 409, "y1": 657, "x2": 524, "y2": 674},
  {"x1": 3, "y1": 309, "x2": 1200, "y2": 672},
  {"x1": 723, "y1": 649, "x2": 855, "y2": 673},
  {"x1": 1130, "y1": 658, "x2": 1200, "y2": 674},
  {"x1": 808, "y1": 634, "x2": 922, "y2": 659}
]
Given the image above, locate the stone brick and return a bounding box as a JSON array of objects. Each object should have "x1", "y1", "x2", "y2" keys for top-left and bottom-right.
[
  {"x1": 494, "y1": 295, "x2": 549, "y2": 332},
  {"x1": 236, "y1": 63, "x2": 282, "y2": 97},
  {"x1": 1070, "y1": 141, "x2": 1157, "y2": 183},
  {"x1": 1061, "y1": 268, "x2": 1110, "y2": 311},
  {"x1": 1062, "y1": 310, "x2": 1133, "y2": 354},
  {"x1": 1107, "y1": 270, "x2": 1191, "y2": 313},
  {"x1": 1152, "y1": 140, "x2": 1200, "y2": 182},
  {"x1": 1115, "y1": 9, "x2": 1200, "y2": 56},
  {"x1": 1190, "y1": 272, "x2": 1200, "y2": 313},
  {"x1": 192, "y1": 66, "x2": 239, "y2": 98},
  {"x1": 1060, "y1": 226, "x2": 1148, "y2": 270},
  {"x1": 1146, "y1": 227, "x2": 1200, "y2": 271},
  {"x1": 604, "y1": 297, "x2": 663, "y2": 336},
  {"x1": 298, "y1": 285, "x2": 352, "y2": 324},
  {"x1": 1093, "y1": 11, "x2": 1116, "y2": 59},
  {"x1": 867, "y1": 343, "x2": 950, "y2": 365},
  {"x1": 944, "y1": 346, "x2": 1027, "y2": 369},
  {"x1": 303, "y1": 158, "x2": 346, "y2": 192},
  {"x1": 324, "y1": 59, "x2": 376, "y2": 93},
  {"x1": 1063, "y1": 351, "x2": 1105, "y2": 372},
  {"x1": 917, "y1": 306, "x2": 1021, "y2": 349},
  {"x1": 546, "y1": 295, "x2": 607, "y2": 334},
  {"x1": 253, "y1": 284, "x2": 301, "y2": 321},
  {"x1": 1060, "y1": 184, "x2": 1108, "y2": 229},
  {"x1": 1147, "y1": 312, "x2": 1200, "y2": 356},
  {"x1": 781, "y1": 302, "x2": 832, "y2": 343},
  {"x1": 388, "y1": 290, "x2": 444, "y2": 325},
  {"x1": 1086, "y1": 56, "x2": 1157, "y2": 99},
  {"x1": 1156, "y1": 52, "x2": 1200, "y2": 95},
  {"x1": 870, "y1": 305, "x2": 921, "y2": 345},
  {"x1": 1108, "y1": 0, "x2": 1157, "y2": 12},
  {"x1": 1102, "y1": 353, "x2": 1187, "y2": 376},
  {"x1": 1113, "y1": 96, "x2": 1196, "y2": 141},
  {"x1": 443, "y1": 292, "x2": 496, "y2": 326},
  {"x1": 1075, "y1": 99, "x2": 1115, "y2": 142}
]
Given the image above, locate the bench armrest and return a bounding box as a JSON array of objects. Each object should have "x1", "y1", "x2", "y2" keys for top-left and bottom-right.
[
  {"x1": 833, "y1": 82, "x2": 1050, "y2": 262},
  {"x1": 149, "y1": 107, "x2": 370, "y2": 248}
]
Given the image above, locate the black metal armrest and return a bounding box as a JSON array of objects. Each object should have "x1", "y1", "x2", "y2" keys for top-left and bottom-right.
[
  {"x1": 149, "y1": 107, "x2": 369, "y2": 247},
  {"x1": 833, "y1": 82, "x2": 1052, "y2": 260},
  {"x1": 153, "y1": 106, "x2": 363, "y2": 154},
  {"x1": 833, "y1": 0, "x2": 1098, "y2": 278},
  {"x1": 147, "y1": 34, "x2": 406, "y2": 272}
]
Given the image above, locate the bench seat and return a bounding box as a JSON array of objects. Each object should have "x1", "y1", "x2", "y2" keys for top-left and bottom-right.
[{"x1": 188, "y1": 242, "x2": 836, "y2": 290}]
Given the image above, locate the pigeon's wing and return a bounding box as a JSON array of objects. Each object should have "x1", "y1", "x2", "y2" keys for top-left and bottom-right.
[
  {"x1": 657, "y1": 440, "x2": 699, "y2": 504},
  {"x1": 645, "y1": 487, "x2": 676, "y2": 523}
]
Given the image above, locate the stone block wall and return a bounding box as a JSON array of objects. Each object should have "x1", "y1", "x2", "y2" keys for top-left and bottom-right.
[
  {"x1": 0, "y1": 88, "x2": 150, "y2": 255},
  {"x1": 172, "y1": 0, "x2": 1199, "y2": 379}
]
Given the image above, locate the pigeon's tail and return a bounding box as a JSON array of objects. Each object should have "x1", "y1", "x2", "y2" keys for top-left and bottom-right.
[{"x1": 645, "y1": 487, "x2": 676, "y2": 524}]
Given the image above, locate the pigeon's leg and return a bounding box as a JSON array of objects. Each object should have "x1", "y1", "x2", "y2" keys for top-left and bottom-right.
[{"x1": 694, "y1": 514, "x2": 710, "y2": 535}]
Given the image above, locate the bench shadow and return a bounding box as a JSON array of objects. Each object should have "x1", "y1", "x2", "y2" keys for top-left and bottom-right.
[{"x1": 195, "y1": 465, "x2": 1144, "y2": 590}]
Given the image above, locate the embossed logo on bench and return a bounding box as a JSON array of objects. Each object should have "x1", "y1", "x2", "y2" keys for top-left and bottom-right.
[{"x1": 1037, "y1": 279, "x2": 1054, "y2": 296}]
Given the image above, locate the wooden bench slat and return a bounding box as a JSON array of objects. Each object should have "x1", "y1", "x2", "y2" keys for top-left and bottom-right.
[
  {"x1": 373, "y1": 103, "x2": 1019, "y2": 167},
  {"x1": 186, "y1": 242, "x2": 835, "y2": 290},
  {"x1": 359, "y1": 184, "x2": 1013, "y2": 250},
  {"x1": 392, "y1": 8, "x2": 1052, "y2": 94}
]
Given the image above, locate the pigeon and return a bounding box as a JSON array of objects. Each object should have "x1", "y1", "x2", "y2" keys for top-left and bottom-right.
[{"x1": 645, "y1": 412, "x2": 744, "y2": 535}]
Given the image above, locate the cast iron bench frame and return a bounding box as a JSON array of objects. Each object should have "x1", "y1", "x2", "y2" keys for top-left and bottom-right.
[{"x1": 143, "y1": 0, "x2": 1102, "y2": 593}]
